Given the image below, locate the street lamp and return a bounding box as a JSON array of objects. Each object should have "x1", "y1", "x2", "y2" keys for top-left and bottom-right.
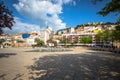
[{"x1": 66, "y1": 34, "x2": 67, "y2": 47}]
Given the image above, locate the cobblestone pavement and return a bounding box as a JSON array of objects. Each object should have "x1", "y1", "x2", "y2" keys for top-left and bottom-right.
[{"x1": 0, "y1": 47, "x2": 120, "y2": 80}]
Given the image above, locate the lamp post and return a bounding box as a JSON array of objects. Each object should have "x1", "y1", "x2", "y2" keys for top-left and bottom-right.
[{"x1": 66, "y1": 34, "x2": 67, "y2": 47}]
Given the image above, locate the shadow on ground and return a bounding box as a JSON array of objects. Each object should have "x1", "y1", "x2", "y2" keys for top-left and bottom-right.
[
  {"x1": 0, "y1": 73, "x2": 24, "y2": 80},
  {"x1": 12, "y1": 73, "x2": 24, "y2": 80},
  {"x1": 0, "y1": 53, "x2": 17, "y2": 58},
  {"x1": 0, "y1": 74, "x2": 7, "y2": 80},
  {"x1": 27, "y1": 51, "x2": 120, "y2": 80}
]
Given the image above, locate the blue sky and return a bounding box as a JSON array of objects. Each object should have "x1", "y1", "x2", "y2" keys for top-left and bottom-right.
[{"x1": 3, "y1": 0, "x2": 118, "y2": 33}]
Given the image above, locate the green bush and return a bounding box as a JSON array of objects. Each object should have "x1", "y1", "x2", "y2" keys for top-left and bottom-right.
[
  {"x1": 80, "y1": 36, "x2": 92, "y2": 44},
  {"x1": 37, "y1": 40, "x2": 45, "y2": 47}
]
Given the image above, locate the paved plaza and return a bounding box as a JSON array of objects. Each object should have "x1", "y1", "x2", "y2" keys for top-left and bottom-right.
[{"x1": 0, "y1": 47, "x2": 120, "y2": 80}]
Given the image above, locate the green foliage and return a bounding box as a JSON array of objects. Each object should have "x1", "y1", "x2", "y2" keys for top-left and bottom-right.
[
  {"x1": 80, "y1": 36, "x2": 92, "y2": 44},
  {"x1": 75, "y1": 22, "x2": 104, "y2": 29},
  {"x1": 97, "y1": 0, "x2": 120, "y2": 16},
  {"x1": 95, "y1": 32, "x2": 101, "y2": 42},
  {"x1": 101, "y1": 30, "x2": 109, "y2": 42},
  {"x1": 60, "y1": 38, "x2": 70, "y2": 44},
  {"x1": 47, "y1": 38, "x2": 54, "y2": 43},
  {"x1": 37, "y1": 40, "x2": 44, "y2": 47},
  {"x1": 31, "y1": 44, "x2": 36, "y2": 47},
  {"x1": 35, "y1": 38, "x2": 40, "y2": 42},
  {"x1": 112, "y1": 25, "x2": 120, "y2": 42},
  {"x1": 95, "y1": 30, "x2": 112, "y2": 43},
  {"x1": 94, "y1": 0, "x2": 120, "y2": 26},
  {"x1": 17, "y1": 40, "x2": 24, "y2": 43},
  {"x1": 47, "y1": 38, "x2": 57, "y2": 46},
  {"x1": 117, "y1": 17, "x2": 120, "y2": 24},
  {"x1": 93, "y1": 0, "x2": 120, "y2": 43},
  {"x1": 35, "y1": 38, "x2": 45, "y2": 47},
  {"x1": 0, "y1": 0, "x2": 14, "y2": 35},
  {"x1": 0, "y1": 38, "x2": 5, "y2": 44},
  {"x1": 75, "y1": 25, "x2": 82, "y2": 29}
]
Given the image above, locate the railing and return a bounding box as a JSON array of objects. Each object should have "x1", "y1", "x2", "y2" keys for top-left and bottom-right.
[
  {"x1": 35, "y1": 47, "x2": 72, "y2": 52},
  {"x1": 89, "y1": 46, "x2": 120, "y2": 53}
]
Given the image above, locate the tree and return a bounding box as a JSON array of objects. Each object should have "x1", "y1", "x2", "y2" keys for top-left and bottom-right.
[
  {"x1": 0, "y1": 38, "x2": 5, "y2": 44},
  {"x1": 101, "y1": 30, "x2": 110, "y2": 42},
  {"x1": 0, "y1": 0, "x2": 14, "y2": 35},
  {"x1": 95, "y1": 30, "x2": 113, "y2": 43},
  {"x1": 112, "y1": 25, "x2": 120, "y2": 42},
  {"x1": 80, "y1": 36, "x2": 92, "y2": 44},
  {"x1": 35, "y1": 38, "x2": 40, "y2": 43},
  {"x1": 93, "y1": 0, "x2": 120, "y2": 43},
  {"x1": 37, "y1": 40, "x2": 45, "y2": 47},
  {"x1": 17, "y1": 40, "x2": 24, "y2": 43},
  {"x1": 92, "y1": 0, "x2": 120, "y2": 16},
  {"x1": 60, "y1": 38, "x2": 69, "y2": 44},
  {"x1": 75, "y1": 25, "x2": 82, "y2": 29},
  {"x1": 116, "y1": 17, "x2": 120, "y2": 24},
  {"x1": 95, "y1": 32, "x2": 101, "y2": 43},
  {"x1": 47, "y1": 38, "x2": 57, "y2": 47}
]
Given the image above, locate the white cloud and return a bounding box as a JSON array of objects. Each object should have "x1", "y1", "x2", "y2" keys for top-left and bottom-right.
[
  {"x1": 72, "y1": 1, "x2": 76, "y2": 6},
  {"x1": 13, "y1": 0, "x2": 75, "y2": 30},
  {"x1": 3, "y1": 17, "x2": 40, "y2": 34}
]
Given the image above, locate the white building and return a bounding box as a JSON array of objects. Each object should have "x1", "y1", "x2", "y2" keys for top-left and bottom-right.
[
  {"x1": 26, "y1": 33, "x2": 38, "y2": 45},
  {"x1": 11, "y1": 27, "x2": 53, "y2": 46},
  {"x1": 38, "y1": 27, "x2": 53, "y2": 45},
  {"x1": 57, "y1": 27, "x2": 75, "y2": 35}
]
